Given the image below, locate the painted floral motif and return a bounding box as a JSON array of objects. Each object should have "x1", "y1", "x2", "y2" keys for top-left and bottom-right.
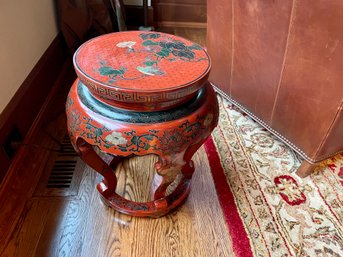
[
  {"x1": 110, "y1": 195, "x2": 149, "y2": 211},
  {"x1": 136, "y1": 65, "x2": 164, "y2": 76},
  {"x1": 97, "y1": 60, "x2": 127, "y2": 84},
  {"x1": 204, "y1": 114, "x2": 213, "y2": 127},
  {"x1": 66, "y1": 98, "x2": 81, "y2": 138},
  {"x1": 105, "y1": 131, "x2": 128, "y2": 145},
  {"x1": 116, "y1": 41, "x2": 136, "y2": 48},
  {"x1": 68, "y1": 100, "x2": 213, "y2": 155},
  {"x1": 97, "y1": 32, "x2": 207, "y2": 83}
]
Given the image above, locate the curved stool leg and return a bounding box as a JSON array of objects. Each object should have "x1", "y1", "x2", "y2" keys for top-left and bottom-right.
[
  {"x1": 182, "y1": 141, "x2": 204, "y2": 178},
  {"x1": 75, "y1": 137, "x2": 209, "y2": 217},
  {"x1": 75, "y1": 138, "x2": 193, "y2": 217},
  {"x1": 109, "y1": 155, "x2": 124, "y2": 170},
  {"x1": 152, "y1": 140, "x2": 206, "y2": 212},
  {"x1": 76, "y1": 138, "x2": 117, "y2": 195},
  {"x1": 153, "y1": 156, "x2": 182, "y2": 200}
]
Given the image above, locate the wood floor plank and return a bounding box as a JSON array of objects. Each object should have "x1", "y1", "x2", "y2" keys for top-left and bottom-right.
[
  {"x1": 1, "y1": 143, "x2": 234, "y2": 257},
  {"x1": 31, "y1": 167, "x2": 96, "y2": 257},
  {"x1": 174, "y1": 27, "x2": 207, "y2": 46},
  {"x1": 79, "y1": 147, "x2": 234, "y2": 257},
  {"x1": 0, "y1": 63, "x2": 73, "y2": 253},
  {"x1": 188, "y1": 147, "x2": 234, "y2": 257},
  {"x1": 32, "y1": 199, "x2": 69, "y2": 257},
  {"x1": 157, "y1": 27, "x2": 207, "y2": 46},
  {"x1": 115, "y1": 154, "x2": 158, "y2": 202},
  {"x1": 46, "y1": 167, "x2": 97, "y2": 257},
  {"x1": 0, "y1": 136, "x2": 56, "y2": 256},
  {"x1": 2, "y1": 199, "x2": 54, "y2": 257}
]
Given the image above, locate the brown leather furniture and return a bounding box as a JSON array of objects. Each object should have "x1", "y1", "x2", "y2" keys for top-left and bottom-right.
[{"x1": 207, "y1": 0, "x2": 343, "y2": 177}]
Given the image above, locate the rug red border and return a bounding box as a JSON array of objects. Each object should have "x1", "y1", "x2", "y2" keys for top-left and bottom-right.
[{"x1": 204, "y1": 136, "x2": 254, "y2": 257}]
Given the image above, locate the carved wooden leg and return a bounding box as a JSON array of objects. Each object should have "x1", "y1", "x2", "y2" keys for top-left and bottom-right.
[
  {"x1": 152, "y1": 140, "x2": 206, "y2": 211},
  {"x1": 109, "y1": 155, "x2": 123, "y2": 170},
  {"x1": 151, "y1": 152, "x2": 187, "y2": 214},
  {"x1": 75, "y1": 138, "x2": 196, "y2": 217},
  {"x1": 75, "y1": 132, "x2": 211, "y2": 217},
  {"x1": 296, "y1": 160, "x2": 317, "y2": 178},
  {"x1": 153, "y1": 164, "x2": 181, "y2": 200},
  {"x1": 76, "y1": 138, "x2": 117, "y2": 195},
  {"x1": 182, "y1": 141, "x2": 204, "y2": 178}
]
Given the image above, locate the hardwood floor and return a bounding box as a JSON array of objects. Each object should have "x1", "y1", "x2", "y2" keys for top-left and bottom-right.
[
  {"x1": 2, "y1": 149, "x2": 234, "y2": 257},
  {"x1": 157, "y1": 27, "x2": 207, "y2": 46},
  {"x1": 0, "y1": 28, "x2": 235, "y2": 257}
]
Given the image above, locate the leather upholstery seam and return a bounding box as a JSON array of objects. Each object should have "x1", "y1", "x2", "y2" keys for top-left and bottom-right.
[
  {"x1": 212, "y1": 83, "x2": 343, "y2": 164},
  {"x1": 270, "y1": 0, "x2": 297, "y2": 124},
  {"x1": 313, "y1": 100, "x2": 343, "y2": 160}
]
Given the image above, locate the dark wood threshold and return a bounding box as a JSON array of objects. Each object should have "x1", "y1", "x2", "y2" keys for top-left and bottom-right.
[
  {"x1": 157, "y1": 21, "x2": 207, "y2": 29},
  {"x1": 125, "y1": 5, "x2": 154, "y2": 28},
  {"x1": 152, "y1": 1, "x2": 206, "y2": 26}
]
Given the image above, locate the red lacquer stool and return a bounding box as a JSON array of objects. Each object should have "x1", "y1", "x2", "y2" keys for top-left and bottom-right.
[{"x1": 66, "y1": 31, "x2": 219, "y2": 217}]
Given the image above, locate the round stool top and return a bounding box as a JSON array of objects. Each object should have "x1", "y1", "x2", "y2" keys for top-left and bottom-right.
[{"x1": 73, "y1": 31, "x2": 211, "y2": 110}]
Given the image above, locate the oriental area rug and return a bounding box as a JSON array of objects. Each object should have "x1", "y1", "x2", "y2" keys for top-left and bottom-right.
[{"x1": 204, "y1": 95, "x2": 343, "y2": 257}]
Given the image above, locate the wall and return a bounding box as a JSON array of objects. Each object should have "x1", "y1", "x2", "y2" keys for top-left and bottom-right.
[{"x1": 0, "y1": 0, "x2": 58, "y2": 113}]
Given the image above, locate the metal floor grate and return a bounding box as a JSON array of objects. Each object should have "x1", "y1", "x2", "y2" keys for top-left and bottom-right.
[
  {"x1": 46, "y1": 135, "x2": 78, "y2": 189},
  {"x1": 57, "y1": 135, "x2": 78, "y2": 157},
  {"x1": 47, "y1": 160, "x2": 77, "y2": 188},
  {"x1": 34, "y1": 134, "x2": 84, "y2": 197}
]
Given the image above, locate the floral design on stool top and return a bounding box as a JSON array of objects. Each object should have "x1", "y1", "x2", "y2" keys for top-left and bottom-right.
[{"x1": 73, "y1": 31, "x2": 210, "y2": 94}]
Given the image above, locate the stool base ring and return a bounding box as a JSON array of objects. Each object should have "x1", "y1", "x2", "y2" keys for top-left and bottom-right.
[{"x1": 76, "y1": 138, "x2": 195, "y2": 218}]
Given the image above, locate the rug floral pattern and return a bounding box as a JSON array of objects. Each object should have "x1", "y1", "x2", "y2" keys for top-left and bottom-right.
[{"x1": 211, "y1": 95, "x2": 343, "y2": 257}]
